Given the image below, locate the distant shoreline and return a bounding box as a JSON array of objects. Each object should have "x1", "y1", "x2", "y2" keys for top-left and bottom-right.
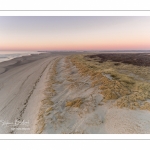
[{"x1": 0, "y1": 51, "x2": 48, "y2": 63}]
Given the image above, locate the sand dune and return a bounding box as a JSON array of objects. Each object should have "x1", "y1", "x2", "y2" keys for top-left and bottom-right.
[
  {"x1": 0, "y1": 52, "x2": 150, "y2": 134},
  {"x1": 36, "y1": 54, "x2": 150, "y2": 134}
]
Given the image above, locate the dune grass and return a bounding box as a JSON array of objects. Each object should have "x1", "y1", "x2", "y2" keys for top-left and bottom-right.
[
  {"x1": 140, "y1": 102, "x2": 150, "y2": 111},
  {"x1": 66, "y1": 98, "x2": 83, "y2": 108},
  {"x1": 69, "y1": 54, "x2": 150, "y2": 110},
  {"x1": 35, "y1": 59, "x2": 59, "y2": 134}
]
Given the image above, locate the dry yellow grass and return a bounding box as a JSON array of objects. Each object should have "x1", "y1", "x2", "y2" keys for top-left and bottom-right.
[
  {"x1": 45, "y1": 107, "x2": 53, "y2": 116},
  {"x1": 69, "y1": 54, "x2": 150, "y2": 110},
  {"x1": 36, "y1": 119, "x2": 45, "y2": 134},
  {"x1": 42, "y1": 99, "x2": 54, "y2": 105},
  {"x1": 68, "y1": 83, "x2": 77, "y2": 89},
  {"x1": 65, "y1": 57, "x2": 71, "y2": 69},
  {"x1": 66, "y1": 98, "x2": 83, "y2": 108},
  {"x1": 35, "y1": 112, "x2": 45, "y2": 134},
  {"x1": 140, "y1": 102, "x2": 150, "y2": 111},
  {"x1": 45, "y1": 107, "x2": 53, "y2": 113},
  {"x1": 65, "y1": 57, "x2": 82, "y2": 90},
  {"x1": 67, "y1": 77, "x2": 74, "y2": 82},
  {"x1": 35, "y1": 59, "x2": 59, "y2": 134}
]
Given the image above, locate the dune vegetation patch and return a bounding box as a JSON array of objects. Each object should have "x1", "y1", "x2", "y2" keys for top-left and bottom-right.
[
  {"x1": 41, "y1": 98, "x2": 54, "y2": 105},
  {"x1": 66, "y1": 98, "x2": 83, "y2": 108},
  {"x1": 140, "y1": 102, "x2": 150, "y2": 111},
  {"x1": 65, "y1": 57, "x2": 83, "y2": 90},
  {"x1": 65, "y1": 57, "x2": 71, "y2": 69},
  {"x1": 69, "y1": 54, "x2": 150, "y2": 110},
  {"x1": 36, "y1": 117, "x2": 45, "y2": 134},
  {"x1": 35, "y1": 59, "x2": 59, "y2": 134},
  {"x1": 45, "y1": 107, "x2": 53, "y2": 116}
]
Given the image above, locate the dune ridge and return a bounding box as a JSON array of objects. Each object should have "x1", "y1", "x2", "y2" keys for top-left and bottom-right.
[
  {"x1": 0, "y1": 52, "x2": 150, "y2": 134},
  {"x1": 36, "y1": 53, "x2": 150, "y2": 134}
]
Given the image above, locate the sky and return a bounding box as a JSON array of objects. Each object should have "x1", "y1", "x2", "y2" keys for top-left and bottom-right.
[{"x1": 0, "y1": 16, "x2": 150, "y2": 51}]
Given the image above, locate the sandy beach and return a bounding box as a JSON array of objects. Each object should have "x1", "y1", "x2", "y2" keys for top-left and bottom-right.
[
  {"x1": 0, "y1": 52, "x2": 60, "y2": 133},
  {"x1": 0, "y1": 52, "x2": 150, "y2": 134}
]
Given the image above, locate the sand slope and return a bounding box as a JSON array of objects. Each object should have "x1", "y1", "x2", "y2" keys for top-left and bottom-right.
[
  {"x1": 0, "y1": 52, "x2": 150, "y2": 134},
  {"x1": 38, "y1": 56, "x2": 150, "y2": 134}
]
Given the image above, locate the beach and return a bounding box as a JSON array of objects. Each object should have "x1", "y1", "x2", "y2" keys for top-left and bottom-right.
[
  {"x1": 0, "y1": 52, "x2": 59, "y2": 133},
  {"x1": 0, "y1": 52, "x2": 150, "y2": 134}
]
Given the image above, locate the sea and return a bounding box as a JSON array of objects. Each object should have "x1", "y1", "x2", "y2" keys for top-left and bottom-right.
[{"x1": 0, "y1": 51, "x2": 42, "y2": 63}]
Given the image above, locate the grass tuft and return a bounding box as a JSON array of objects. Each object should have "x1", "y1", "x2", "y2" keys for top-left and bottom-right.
[{"x1": 66, "y1": 98, "x2": 83, "y2": 108}]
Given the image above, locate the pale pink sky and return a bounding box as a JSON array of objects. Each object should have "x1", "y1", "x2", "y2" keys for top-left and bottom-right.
[{"x1": 0, "y1": 16, "x2": 150, "y2": 51}]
